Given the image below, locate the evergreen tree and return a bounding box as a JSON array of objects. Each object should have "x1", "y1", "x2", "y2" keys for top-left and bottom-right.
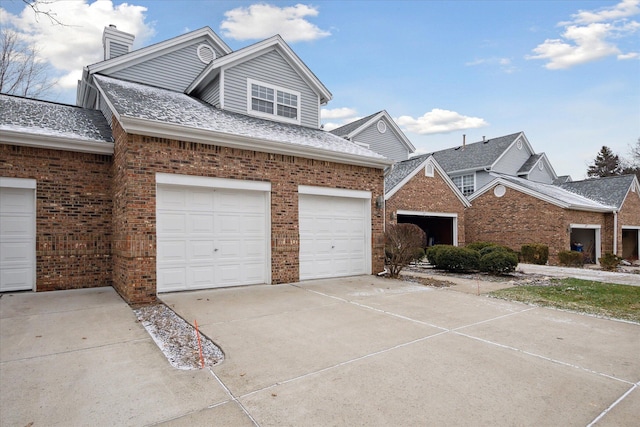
[{"x1": 587, "y1": 146, "x2": 622, "y2": 178}]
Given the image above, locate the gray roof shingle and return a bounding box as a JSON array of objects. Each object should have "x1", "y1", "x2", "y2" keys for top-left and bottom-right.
[
  {"x1": 518, "y1": 153, "x2": 543, "y2": 174},
  {"x1": 329, "y1": 111, "x2": 381, "y2": 137},
  {"x1": 432, "y1": 132, "x2": 522, "y2": 173},
  {"x1": 0, "y1": 94, "x2": 112, "y2": 143},
  {"x1": 384, "y1": 153, "x2": 430, "y2": 193},
  {"x1": 558, "y1": 175, "x2": 636, "y2": 209},
  {"x1": 94, "y1": 75, "x2": 388, "y2": 163}
]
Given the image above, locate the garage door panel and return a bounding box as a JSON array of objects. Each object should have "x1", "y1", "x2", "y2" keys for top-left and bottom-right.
[
  {"x1": 157, "y1": 184, "x2": 268, "y2": 292},
  {"x1": 0, "y1": 241, "x2": 32, "y2": 263},
  {"x1": 299, "y1": 193, "x2": 369, "y2": 281},
  {"x1": 1, "y1": 268, "x2": 33, "y2": 292},
  {"x1": 1, "y1": 186, "x2": 35, "y2": 292},
  {"x1": 0, "y1": 188, "x2": 34, "y2": 213},
  {"x1": 1, "y1": 215, "x2": 33, "y2": 236},
  {"x1": 156, "y1": 267, "x2": 187, "y2": 292},
  {"x1": 157, "y1": 187, "x2": 187, "y2": 209}
]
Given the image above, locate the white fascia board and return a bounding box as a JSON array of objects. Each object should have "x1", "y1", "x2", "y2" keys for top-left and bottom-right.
[
  {"x1": 118, "y1": 116, "x2": 393, "y2": 169},
  {"x1": 157, "y1": 173, "x2": 271, "y2": 192},
  {"x1": 397, "y1": 210, "x2": 458, "y2": 218},
  {"x1": 469, "y1": 177, "x2": 614, "y2": 212},
  {"x1": 0, "y1": 177, "x2": 37, "y2": 189},
  {"x1": 0, "y1": 129, "x2": 113, "y2": 155},
  {"x1": 188, "y1": 36, "x2": 332, "y2": 103},
  {"x1": 88, "y1": 27, "x2": 231, "y2": 75},
  {"x1": 299, "y1": 185, "x2": 371, "y2": 199}
]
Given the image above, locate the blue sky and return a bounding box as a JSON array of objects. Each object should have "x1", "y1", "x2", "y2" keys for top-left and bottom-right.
[{"x1": 2, "y1": 0, "x2": 639, "y2": 180}]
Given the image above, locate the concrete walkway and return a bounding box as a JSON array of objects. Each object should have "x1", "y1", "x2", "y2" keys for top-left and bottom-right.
[
  {"x1": 2, "y1": 277, "x2": 639, "y2": 426},
  {"x1": 517, "y1": 263, "x2": 640, "y2": 286}
]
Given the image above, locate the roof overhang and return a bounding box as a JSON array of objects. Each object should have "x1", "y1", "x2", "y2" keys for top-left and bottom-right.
[
  {"x1": 187, "y1": 35, "x2": 332, "y2": 104},
  {"x1": 0, "y1": 129, "x2": 113, "y2": 155},
  {"x1": 469, "y1": 176, "x2": 615, "y2": 213},
  {"x1": 118, "y1": 115, "x2": 392, "y2": 169},
  {"x1": 385, "y1": 155, "x2": 471, "y2": 207}
]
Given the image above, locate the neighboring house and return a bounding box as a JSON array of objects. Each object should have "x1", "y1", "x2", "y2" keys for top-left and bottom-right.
[
  {"x1": 465, "y1": 173, "x2": 639, "y2": 264},
  {"x1": 559, "y1": 175, "x2": 640, "y2": 261},
  {"x1": 1, "y1": 26, "x2": 393, "y2": 302},
  {"x1": 431, "y1": 132, "x2": 558, "y2": 196},
  {"x1": 330, "y1": 111, "x2": 415, "y2": 162},
  {"x1": 385, "y1": 154, "x2": 470, "y2": 247}
]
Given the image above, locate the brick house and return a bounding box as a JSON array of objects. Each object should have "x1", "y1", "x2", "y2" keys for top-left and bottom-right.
[
  {"x1": 0, "y1": 26, "x2": 392, "y2": 301},
  {"x1": 466, "y1": 174, "x2": 640, "y2": 264}
]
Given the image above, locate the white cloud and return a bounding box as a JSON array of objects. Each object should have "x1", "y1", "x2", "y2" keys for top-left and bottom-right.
[
  {"x1": 2, "y1": 0, "x2": 155, "y2": 91},
  {"x1": 395, "y1": 109, "x2": 488, "y2": 135},
  {"x1": 321, "y1": 107, "x2": 357, "y2": 120},
  {"x1": 220, "y1": 3, "x2": 330, "y2": 42},
  {"x1": 528, "y1": 0, "x2": 639, "y2": 69},
  {"x1": 465, "y1": 57, "x2": 517, "y2": 73}
]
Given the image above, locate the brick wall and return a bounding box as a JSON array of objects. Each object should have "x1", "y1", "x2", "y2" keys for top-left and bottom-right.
[
  {"x1": 1, "y1": 144, "x2": 113, "y2": 291},
  {"x1": 465, "y1": 184, "x2": 610, "y2": 264},
  {"x1": 617, "y1": 187, "x2": 640, "y2": 257},
  {"x1": 111, "y1": 119, "x2": 385, "y2": 304},
  {"x1": 385, "y1": 167, "x2": 466, "y2": 245}
]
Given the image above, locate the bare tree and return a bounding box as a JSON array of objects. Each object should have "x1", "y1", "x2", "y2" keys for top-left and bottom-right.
[
  {"x1": 0, "y1": 28, "x2": 56, "y2": 97},
  {"x1": 21, "y1": 0, "x2": 64, "y2": 25}
]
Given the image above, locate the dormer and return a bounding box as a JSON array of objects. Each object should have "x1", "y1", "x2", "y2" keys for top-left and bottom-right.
[{"x1": 102, "y1": 25, "x2": 135, "y2": 60}]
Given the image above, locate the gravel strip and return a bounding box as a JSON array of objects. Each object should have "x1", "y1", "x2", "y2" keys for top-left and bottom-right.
[{"x1": 134, "y1": 304, "x2": 224, "y2": 370}]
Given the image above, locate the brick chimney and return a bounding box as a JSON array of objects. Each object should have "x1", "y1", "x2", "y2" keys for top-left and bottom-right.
[{"x1": 102, "y1": 25, "x2": 135, "y2": 60}]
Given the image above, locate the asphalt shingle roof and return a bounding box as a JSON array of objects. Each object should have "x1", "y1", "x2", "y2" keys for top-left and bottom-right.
[
  {"x1": 95, "y1": 75, "x2": 387, "y2": 162},
  {"x1": 432, "y1": 132, "x2": 522, "y2": 173},
  {"x1": 329, "y1": 111, "x2": 381, "y2": 137},
  {"x1": 0, "y1": 94, "x2": 112, "y2": 143},
  {"x1": 518, "y1": 153, "x2": 543, "y2": 174},
  {"x1": 494, "y1": 174, "x2": 615, "y2": 211},
  {"x1": 384, "y1": 153, "x2": 430, "y2": 193},
  {"x1": 558, "y1": 175, "x2": 636, "y2": 209}
]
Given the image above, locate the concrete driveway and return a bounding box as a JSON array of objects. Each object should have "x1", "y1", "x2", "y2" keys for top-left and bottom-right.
[{"x1": 1, "y1": 276, "x2": 639, "y2": 426}]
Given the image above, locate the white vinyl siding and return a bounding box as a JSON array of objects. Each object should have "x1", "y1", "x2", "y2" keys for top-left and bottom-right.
[
  {"x1": 109, "y1": 42, "x2": 129, "y2": 59},
  {"x1": 527, "y1": 162, "x2": 554, "y2": 184},
  {"x1": 223, "y1": 50, "x2": 320, "y2": 128},
  {"x1": 451, "y1": 174, "x2": 475, "y2": 196},
  {"x1": 353, "y1": 117, "x2": 410, "y2": 161},
  {"x1": 110, "y1": 41, "x2": 224, "y2": 92},
  {"x1": 198, "y1": 76, "x2": 221, "y2": 107}
]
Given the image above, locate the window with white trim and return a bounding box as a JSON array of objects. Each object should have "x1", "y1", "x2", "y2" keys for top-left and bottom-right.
[
  {"x1": 248, "y1": 79, "x2": 300, "y2": 124},
  {"x1": 451, "y1": 173, "x2": 475, "y2": 196}
]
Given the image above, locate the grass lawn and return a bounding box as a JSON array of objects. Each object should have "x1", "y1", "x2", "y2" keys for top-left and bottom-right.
[{"x1": 490, "y1": 278, "x2": 640, "y2": 323}]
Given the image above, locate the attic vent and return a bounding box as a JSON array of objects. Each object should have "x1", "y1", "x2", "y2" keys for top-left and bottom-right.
[
  {"x1": 377, "y1": 120, "x2": 387, "y2": 133},
  {"x1": 425, "y1": 162, "x2": 434, "y2": 177},
  {"x1": 494, "y1": 185, "x2": 506, "y2": 198},
  {"x1": 538, "y1": 161, "x2": 544, "y2": 171},
  {"x1": 516, "y1": 139, "x2": 523, "y2": 150},
  {"x1": 197, "y1": 44, "x2": 216, "y2": 64}
]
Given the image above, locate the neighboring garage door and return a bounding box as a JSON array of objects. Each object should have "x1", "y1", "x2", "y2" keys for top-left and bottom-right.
[
  {"x1": 0, "y1": 178, "x2": 36, "y2": 292},
  {"x1": 299, "y1": 186, "x2": 371, "y2": 280},
  {"x1": 156, "y1": 175, "x2": 270, "y2": 292}
]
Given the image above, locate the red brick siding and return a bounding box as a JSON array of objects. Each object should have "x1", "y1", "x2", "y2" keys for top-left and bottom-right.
[
  {"x1": 386, "y1": 167, "x2": 466, "y2": 245},
  {"x1": 1, "y1": 144, "x2": 113, "y2": 291},
  {"x1": 465, "y1": 184, "x2": 610, "y2": 264},
  {"x1": 110, "y1": 119, "x2": 385, "y2": 304},
  {"x1": 617, "y1": 187, "x2": 640, "y2": 257}
]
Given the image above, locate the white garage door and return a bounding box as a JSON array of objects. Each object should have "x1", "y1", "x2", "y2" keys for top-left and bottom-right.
[
  {"x1": 156, "y1": 184, "x2": 269, "y2": 292},
  {"x1": 299, "y1": 192, "x2": 370, "y2": 280},
  {"x1": 0, "y1": 181, "x2": 36, "y2": 292}
]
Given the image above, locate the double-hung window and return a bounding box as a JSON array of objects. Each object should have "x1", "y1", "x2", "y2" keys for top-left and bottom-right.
[
  {"x1": 248, "y1": 79, "x2": 300, "y2": 124},
  {"x1": 452, "y1": 173, "x2": 475, "y2": 196}
]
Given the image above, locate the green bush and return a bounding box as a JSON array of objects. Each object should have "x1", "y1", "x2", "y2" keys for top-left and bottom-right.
[
  {"x1": 478, "y1": 245, "x2": 512, "y2": 257},
  {"x1": 413, "y1": 247, "x2": 426, "y2": 263},
  {"x1": 521, "y1": 244, "x2": 549, "y2": 265},
  {"x1": 599, "y1": 253, "x2": 620, "y2": 271},
  {"x1": 425, "y1": 244, "x2": 450, "y2": 266},
  {"x1": 479, "y1": 251, "x2": 519, "y2": 275},
  {"x1": 558, "y1": 250, "x2": 584, "y2": 267},
  {"x1": 434, "y1": 246, "x2": 480, "y2": 272},
  {"x1": 466, "y1": 241, "x2": 496, "y2": 252}
]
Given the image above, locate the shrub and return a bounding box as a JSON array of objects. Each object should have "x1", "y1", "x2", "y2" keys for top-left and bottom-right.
[
  {"x1": 478, "y1": 245, "x2": 512, "y2": 257},
  {"x1": 599, "y1": 253, "x2": 621, "y2": 271},
  {"x1": 558, "y1": 250, "x2": 584, "y2": 267},
  {"x1": 385, "y1": 223, "x2": 426, "y2": 278},
  {"x1": 466, "y1": 241, "x2": 496, "y2": 252},
  {"x1": 425, "y1": 244, "x2": 450, "y2": 266},
  {"x1": 521, "y1": 244, "x2": 549, "y2": 265},
  {"x1": 435, "y1": 246, "x2": 480, "y2": 272},
  {"x1": 479, "y1": 251, "x2": 519, "y2": 275}
]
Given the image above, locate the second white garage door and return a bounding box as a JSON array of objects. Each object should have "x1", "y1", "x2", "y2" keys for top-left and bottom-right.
[
  {"x1": 299, "y1": 189, "x2": 371, "y2": 280},
  {"x1": 156, "y1": 180, "x2": 270, "y2": 293}
]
